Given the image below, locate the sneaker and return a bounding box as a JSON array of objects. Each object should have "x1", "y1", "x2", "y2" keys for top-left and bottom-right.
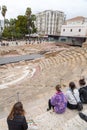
[{"x1": 79, "y1": 112, "x2": 87, "y2": 122}]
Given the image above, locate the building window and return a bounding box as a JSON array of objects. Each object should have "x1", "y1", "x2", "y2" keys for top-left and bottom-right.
[
  {"x1": 61, "y1": 38, "x2": 66, "y2": 42},
  {"x1": 63, "y1": 29, "x2": 65, "y2": 32},
  {"x1": 70, "y1": 29, "x2": 72, "y2": 32},
  {"x1": 79, "y1": 29, "x2": 81, "y2": 32}
]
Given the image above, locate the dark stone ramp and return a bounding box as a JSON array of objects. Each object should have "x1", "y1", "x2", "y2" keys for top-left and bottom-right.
[{"x1": 0, "y1": 54, "x2": 43, "y2": 65}]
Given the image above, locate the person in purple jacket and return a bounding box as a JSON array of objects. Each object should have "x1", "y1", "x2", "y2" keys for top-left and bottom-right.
[{"x1": 47, "y1": 84, "x2": 67, "y2": 114}]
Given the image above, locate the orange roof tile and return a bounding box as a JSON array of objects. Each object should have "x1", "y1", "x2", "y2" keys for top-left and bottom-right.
[{"x1": 67, "y1": 16, "x2": 85, "y2": 22}]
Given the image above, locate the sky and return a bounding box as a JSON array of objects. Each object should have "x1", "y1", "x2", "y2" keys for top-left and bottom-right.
[{"x1": 0, "y1": 0, "x2": 87, "y2": 20}]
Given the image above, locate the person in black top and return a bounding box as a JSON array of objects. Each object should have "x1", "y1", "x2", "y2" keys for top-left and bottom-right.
[
  {"x1": 7, "y1": 102, "x2": 28, "y2": 130},
  {"x1": 79, "y1": 78, "x2": 87, "y2": 103}
]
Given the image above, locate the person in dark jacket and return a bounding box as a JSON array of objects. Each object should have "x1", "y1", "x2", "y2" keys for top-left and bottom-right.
[
  {"x1": 79, "y1": 78, "x2": 87, "y2": 103},
  {"x1": 7, "y1": 102, "x2": 28, "y2": 130}
]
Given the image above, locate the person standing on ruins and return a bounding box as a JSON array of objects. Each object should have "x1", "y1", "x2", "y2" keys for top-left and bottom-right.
[{"x1": 47, "y1": 84, "x2": 67, "y2": 113}]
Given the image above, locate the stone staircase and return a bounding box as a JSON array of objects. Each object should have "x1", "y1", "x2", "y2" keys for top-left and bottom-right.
[
  {"x1": 1, "y1": 47, "x2": 87, "y2": 130},
  {"x1": 38, "y1": 47, "x2": 87, "y2": 84}
]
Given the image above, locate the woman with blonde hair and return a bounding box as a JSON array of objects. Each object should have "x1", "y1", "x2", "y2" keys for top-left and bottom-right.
[{"x1": 7, "y1": 102, "x2": 28, "y2": 130}]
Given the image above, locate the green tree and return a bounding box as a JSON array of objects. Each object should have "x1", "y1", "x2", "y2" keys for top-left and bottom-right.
[
  {"x1": 2, "y1": 18, "x2": 16, "y2": 39},
  {"x1": 9, "y1": 18, "x2": 16, "y2": 40},
  {"x1": 25, "y1": 7, "x2": 37, "y2": 37},
  {"x1": 2, "y1": 16, "x2": 28, "y2": 39},
  {"x1": 25, "y1": 7, "x2": 32, "y2": 38},
  {"x1": 1, "y1": 5, "x2": 7, "y2": 28},
  {"x1": 2, "y1": 27, "x2": 11, "y2": 39},
  {"x1": 15, "y1": 15, "x2": 27, "y2": 38},
  {"x1": 5, "y1": 19, "x2": 9, "y2": 27},
  {"x1": 2, "y1": 7, "x2": 37, "y2": 39},
  {"x1": 30, "y1": 14, "x2": 37, "y2": 33},
  {"x1": 25, "y1": 7, "x2": 32, "y2": 18},
  {"x1": 10, "y1": 18, "x2": 16, "y2": 26}
]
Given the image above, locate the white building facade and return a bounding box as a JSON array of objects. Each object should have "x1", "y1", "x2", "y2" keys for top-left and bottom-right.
[
  {"x1": 61, "y1": 16, "x2": 87, "y2": 37},
  {"x1": 0, "y1": 20, "x2": 4, "y2": 37},
  {"x1": 35, "y1": 10, "x2": 65, "y2": 35}
]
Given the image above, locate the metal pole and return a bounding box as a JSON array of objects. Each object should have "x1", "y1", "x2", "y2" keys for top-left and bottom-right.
[
  {"x1": 17, "y1": 92, "x2": 20, "y2": 102},
  {"x1": 80, "y1": 68, "x2": 83, "y2": 79},
  {"x1": 60, "y1": 78, "x2": 63, "y2": 85}
]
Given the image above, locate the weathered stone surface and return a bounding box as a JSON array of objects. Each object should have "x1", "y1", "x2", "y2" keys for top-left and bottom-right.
[{"x1": 0, "y1": 43, "x2": 87, "y2": 130}]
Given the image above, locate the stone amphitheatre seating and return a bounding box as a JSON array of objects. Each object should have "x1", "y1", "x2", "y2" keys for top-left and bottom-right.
[
  {"x1": 0, "y1": 46, "x2": 87, "y2": 130},
  {"x1": 28, "y1": 47, "x2": 87, "y2": 80}
]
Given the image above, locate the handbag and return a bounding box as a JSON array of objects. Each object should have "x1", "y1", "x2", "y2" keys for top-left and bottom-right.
[
  {"x1": 77, "y1": 102, "x2": 83, "y2": 111},
  {"x1": 71, "y1": 91, "x2": 83, "y2": 111}
]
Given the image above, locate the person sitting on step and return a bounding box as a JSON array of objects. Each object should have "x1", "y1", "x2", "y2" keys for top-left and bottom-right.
[
  {"x1": 66, "y1": 82, "x2": 80, "y2": 110},
  {"x1": 7, "y1": 102, "x2": 28, "y2": 130},
  {"x1": 47, "y1": 84, "x2": 67, "y2": 114},
  {"x1": 79, "y1": 78, "x2": 87, "y2": 103}
]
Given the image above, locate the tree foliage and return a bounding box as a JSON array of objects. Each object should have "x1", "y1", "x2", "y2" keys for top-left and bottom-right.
[
  {"x1": 25, "y1": 7, "x2": 32, "y2": 18},
  {"x1": 1, "y1": 5, "x2": 7, "y2": 27},
  {"x1": 25, "y1": 7, "x2": 37, "y2": 35},
  {"x1": 2, "y1": 7, "x2": 37, "y2": 39},
  {"x1": 15, "y1": 15, "x2": 28, "y2": 35}
]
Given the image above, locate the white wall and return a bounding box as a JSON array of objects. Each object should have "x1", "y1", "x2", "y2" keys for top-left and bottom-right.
[
  {"x1": 35, "y1": 10, "x2": 65, "y2": 35},
  {"x1": 61, "y1": 25, "x2": 87, "y2": 37}
]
